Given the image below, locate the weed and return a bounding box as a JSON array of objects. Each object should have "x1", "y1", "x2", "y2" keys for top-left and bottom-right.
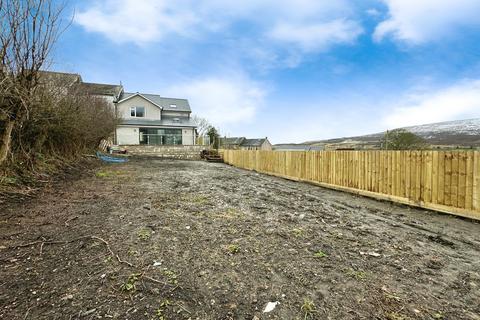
[
  {"x1": 292, "y1": 228, "x2": 305, "y2": 237},
  {"x1": 227, "y1": 244, "x2": 240, "y2": 254},
  {"x1": 300, "y1": 299, "x2": 317, "y2": 319},
  {"x1": 138, "y1": 228, "x2": 151, "y2": 241},
  {"x1": 226, "y1": 208, "x2": 239, "y2": 216},
  {"x1": 95, "y1": 170, "x2": 127, "y2": 178},
  {"x1": 346, "y1": 269, "x2": 367, "y2": 280},
  {"x1": 385, "y1": 293, "x2": 401, "y2": 302},
  {"x1": 191, "y1": 195, "x2": 209, "y2": 204},
  {"x1": 162, "y1": 269, "x2": 178, "y2": 285},
  {"x1": 127, "y1": 248, "x2": 139, "y2": 256},
  {"x1": 386, "y1": 312, "x2": 409, "y2": 320},
  {"x1": 313, "y1": 250, "x2": 327, "y2": 258},
  {"x1": 121, "y1": 273, "x2": 141, "y2": 292},
  {"x1": 155, "y1": 299, "x2": 171, "y2": 320},
  {"x1": 1, "y1": 176, "x2": 17, "y2": 185}
]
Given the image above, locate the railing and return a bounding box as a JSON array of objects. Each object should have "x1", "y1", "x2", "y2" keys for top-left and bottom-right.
[
  {"x1": 139, "y1": 133, "x2": 183, "y2": 145},
  {"x1": 222, "y1": 150, "x2": 480, "y2": 220}
]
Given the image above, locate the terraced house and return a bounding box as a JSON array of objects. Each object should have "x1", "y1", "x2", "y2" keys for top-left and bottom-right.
[{"x1": 39, "y1": 71, "x2": 197, "y2": 146}]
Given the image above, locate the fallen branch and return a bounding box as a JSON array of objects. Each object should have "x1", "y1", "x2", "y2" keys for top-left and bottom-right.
[{"x1": 8, "y1": 235, "x2": 136, "y2": 268}]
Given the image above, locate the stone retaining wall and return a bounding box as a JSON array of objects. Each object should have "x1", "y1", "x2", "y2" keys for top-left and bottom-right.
[{"x1": 122, "y1": 145, "x2": 208, "y2": 160}]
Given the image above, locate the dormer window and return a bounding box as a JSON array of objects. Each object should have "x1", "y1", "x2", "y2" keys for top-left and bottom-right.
[
  {"x1": 130, "y1": 106, "x2": 145, "y2": 117},
  {"x1": 170, "y1": 104, "x2": 177, "y2": 108}
]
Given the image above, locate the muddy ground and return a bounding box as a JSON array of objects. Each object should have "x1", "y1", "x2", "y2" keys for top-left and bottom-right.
[{"x1": 1, "y1": 159, "x2": 479, "y2": 320}]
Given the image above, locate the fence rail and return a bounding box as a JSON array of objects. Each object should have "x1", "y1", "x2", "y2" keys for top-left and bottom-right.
[{"x1": 222, "y1": 150, "x2": 480, "y2": 220}]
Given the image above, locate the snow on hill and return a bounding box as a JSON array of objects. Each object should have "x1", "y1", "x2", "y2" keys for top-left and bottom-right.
[{"x1": 303, "y1": 118, "x2": 480, "y2": 147}]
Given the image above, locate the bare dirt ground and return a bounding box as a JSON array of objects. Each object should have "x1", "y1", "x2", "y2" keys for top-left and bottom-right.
[{"x1": 1, "y1": 159, "x2": 479, "y2": 320}]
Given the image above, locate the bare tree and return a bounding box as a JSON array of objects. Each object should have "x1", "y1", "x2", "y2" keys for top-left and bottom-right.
[
  {"x1": 191, "y1": 115, "x2": 212, "y2": 136},
  {"x1": 0, "y1": 0, "x2": 65, "y2": 165}
]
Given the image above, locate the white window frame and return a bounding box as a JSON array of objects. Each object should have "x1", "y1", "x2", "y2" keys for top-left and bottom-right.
[
  {"x1": 169, "y1": 104, "x2": 177, "y2": 108},
  {"x1": 130, "y1": 106, "x2": 146, "y2": 118}
]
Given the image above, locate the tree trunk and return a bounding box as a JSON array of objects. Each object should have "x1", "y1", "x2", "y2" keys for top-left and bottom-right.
[{"x1": 0, "y1": 119, "x2": 15, "y2": 165}]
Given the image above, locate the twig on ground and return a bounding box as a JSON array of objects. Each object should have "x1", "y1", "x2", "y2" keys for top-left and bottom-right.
[
  {"x1": 9, "y1": 235, "x2": 136, "y2": 268},
  {"x1": 64, "y1": 216, "x2": 78, "y2": 226}
]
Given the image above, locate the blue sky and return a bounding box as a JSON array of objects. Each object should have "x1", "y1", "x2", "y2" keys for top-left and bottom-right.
[{"x1": 52, "y1": 0, "x2": 480, "y2": 143}]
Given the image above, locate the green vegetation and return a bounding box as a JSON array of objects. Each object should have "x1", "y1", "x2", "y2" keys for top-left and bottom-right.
[
  {"x1": 292, "y1": 228, "x2": 305, "y2": 237},
  {"x1": 162, "y1": 269, "x2": 178, "y2": 285},
  {"x1": 155, "y1": 299, "x2": 171, "y2": 320},
  {"x1": 138, "y1": 228, "x2": 152, "y2": 241},
  {"x1": 227, "y1": 244, "x2": 240, "y2": 254},
  {"x1": 121, "y1": 273, "x2": 141, "y2": 292},
  {"x1": 0, "y1": 0, "x2": 117, "y2": 186},
  {"x1": 381, "y1": 129, "x2": 427, "y2": 150},
  {"x1": 207, "y1": 127, "x2": 220, "y2": 149},
  {"x1": 346, "y1": 269, "x2": 367, "y2": 280},
  {"x1": 313, "y1": 250, "x2": 328, "y2": 258},
  {"x1": 300, "y1": 299, "x2": 317, "y2": 319}
]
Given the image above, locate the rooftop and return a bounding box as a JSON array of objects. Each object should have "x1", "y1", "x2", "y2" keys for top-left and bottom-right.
[
  {"x1": 79, "y1": 82, "x2": 123, "y2": 97},
  {"x1": 121, "y1": 92, "x2": 191, "y2": 112}
]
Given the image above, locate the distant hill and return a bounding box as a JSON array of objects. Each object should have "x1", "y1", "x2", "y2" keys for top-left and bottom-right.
[{"x1": 302, "y1": 118, "x2": 480, "y2": 148}]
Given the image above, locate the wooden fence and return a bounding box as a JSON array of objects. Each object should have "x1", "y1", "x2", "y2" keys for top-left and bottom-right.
[{"x1": 222, "y1": 150, "x2": 480, "y2": 220}]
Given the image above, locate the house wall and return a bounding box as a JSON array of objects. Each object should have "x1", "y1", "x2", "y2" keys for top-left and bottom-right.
[
  {"x1": 116, "y1": 126, "x2": 139, "y2": 145},
  {"x1": 261, "y1": 139, "x2": 273, "y2": 151},
  {"x1": 182, "y1": 128, "x2": 195, "y2": 145},
  {"x1": 117, "y1": 95, "x2": 161, "y2": 120},
  {"x1": 94, "y1": 94, "x2": 116, "y2": 111}
]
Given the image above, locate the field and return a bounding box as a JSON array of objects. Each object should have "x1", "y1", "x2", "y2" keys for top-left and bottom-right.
[{"x1": 1, "y1": 159, "x2": 479, "y2": 319}]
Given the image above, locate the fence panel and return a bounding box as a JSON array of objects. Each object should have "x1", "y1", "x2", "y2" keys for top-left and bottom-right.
[{"x1": 222, "y1": 149, "x2": 480, "y2": 220}]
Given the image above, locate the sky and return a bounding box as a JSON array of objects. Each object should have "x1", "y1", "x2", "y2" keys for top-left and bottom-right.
[{"x1": 52, "y1": 0, "x2": 480, "y2": 144}]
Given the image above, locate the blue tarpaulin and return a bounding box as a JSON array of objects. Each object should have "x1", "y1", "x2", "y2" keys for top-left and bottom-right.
[{"x1": 96, "y1": 151, "x2": 129, "y2": 163}]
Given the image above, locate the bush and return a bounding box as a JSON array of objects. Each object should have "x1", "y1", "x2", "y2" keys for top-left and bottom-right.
[{"x1": 3, "y1": 85, "x2": 118, "y2": 176}]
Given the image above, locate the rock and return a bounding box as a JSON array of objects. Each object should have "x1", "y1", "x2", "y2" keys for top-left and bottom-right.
[
  {"x1": 61, "y1": 294, "x2": 74, "y2": 301},
  {"x1": 263, "y1": 301, "x2": 280, "y2": 313}
]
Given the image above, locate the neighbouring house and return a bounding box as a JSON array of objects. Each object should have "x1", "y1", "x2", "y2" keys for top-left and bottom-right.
[
  {"x1": 220, "y1": 137, "x2": 247, "y2": 149},
  {"x1": 39, "y1": 71, "x2": 197, "y2": 146},
  {"x1": 220, "y1": 137, "x2": 272, "y2": 151},
  {"x1": 79, "y1": 82, "x2": 124, "y2": 105},
  {"x1": 273, "y1": 144, "x2": 325, "y2": 151}
]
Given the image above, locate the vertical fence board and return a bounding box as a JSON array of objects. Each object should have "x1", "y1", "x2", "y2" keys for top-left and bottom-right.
[
  {"x1": 474, "y1": 152, "x2": 480, "y2": 211},
  {"x1": 465, "y1": 152, "x2": 473, "y2": 210},
  {"x1": 458, "y1": 152, "x2": 467, "y2": 209},
  {"x1": 451, "y1": 152, "x2": 459, "y2": 208},
  {"x1": 222, "y1": 149, "x2": 479, "y2": 219}
]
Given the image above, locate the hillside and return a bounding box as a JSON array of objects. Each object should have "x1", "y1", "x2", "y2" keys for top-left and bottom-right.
[{"x1": 303, "y1": 118, "x2": 480, "y2": 148}]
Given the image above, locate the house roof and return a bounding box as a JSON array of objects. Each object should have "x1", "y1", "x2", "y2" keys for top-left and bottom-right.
[
  {"x1": 38, "y1": 70, "x2": 82, "y2": 87},
  {"x1": 120, "y1": 92, "x2": 191, "y2": 112},
  {"x1": 79, "y1": 82, "x2": 123, "y2": 97},
  {"x1": 220, "y1": 137, "x2": 246, "y2": 145},
  {"x1": 273, "y1": 144, "x2": 324, "y2": 151},
  {"x1": 120, "y1": 116, "x2": 197, "y2": 128},
  {"x1": 241, "y1": 138, "x2": 268, "y2": 147}
]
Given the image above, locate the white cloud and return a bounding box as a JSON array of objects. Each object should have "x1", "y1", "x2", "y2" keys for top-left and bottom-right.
[
  {"x1": 76, "y1": 0, "x2": 362, "y2": 54},
  {"x1": 75, "y1": 0, "x2": 197, "y2": 44},
  {"x1": 165, "y1": 74, "x2": 266, "y2": 126},
  {"x1": 374, "y1": 0, "x2": 480, "y2": 43},
  {"x1": 383, "y1": 79, "x2": 480, "y2": 128},
  {"x1": 268, "y1": 19, "x2": 363, "y2": 52}
]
